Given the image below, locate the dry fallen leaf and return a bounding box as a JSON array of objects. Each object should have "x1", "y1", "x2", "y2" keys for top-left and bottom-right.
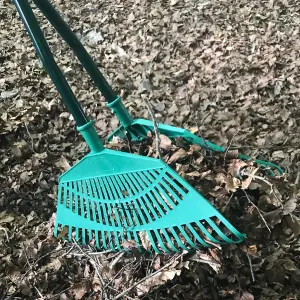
[
  {"x1": 153, "y1": 255, "x2": 161, "y2": 270},
  {"x1": 216, "y1": 173, "x2": 240, "y2": 192},
  {"x1": 241, "y1": 245, "x2": 258, "y2": 257},
  {"x1": 139, "y1": 231, "x2": 151, "y2": 250},
  {"x1": 39, "y1": 258, "x2": 62, "y2": 272},
  {"x1": 70, "y1": 280, "x2": 91, "y2": 300},
  {"x1": 263, "y1": 209, "x2": 282, "y2": 227},
  {"x1": 84, "y1": 263, "x2": 91, "y2": 278},
  {"x1": 186, "y1": 170, "x2": 201, "y2": 177},
  {"x1": 228, "y1": 159, "x2": 249, "y2": 178},
  {"x1": 239, "y1": 291, "x2": 254, "y2": 300},
  {"x1": 189, "y1": 127, "x2": 199, "y2": 134},
  {"x1": 189, "y1": 144, "x2": 202, "y2": 152},
  {"x1": 168, "y1": 148, "x2": 189, "y2": 164},
  {"x1": 55, "y1": 156, "x2": 71, "y2": 171},
  {"x1": 158, "y1": 134, "x2": 172, "y2": 151},
  {"x1": 92, "y1": 276, "x2": 102, "y2": 293},
  {"x1": 283, "y1": 198, "x2": 297, "y2": 214},
  {"x1": 19, "y1": 171, "x2": 30, "y2": 184},
  {"x1": 190, "y1": 251, "x2": 222, "y2": 273},
  {"x1": 136, "y1": 268, "x2": 181, "y2": 296},
  {"x1": 122, "y1": 240, "x2": 137, "y2": 250},
  {"x1": 57, "y1": 226, "x2": 69, "y2": 239},
  {"x1": 241, "y1": 167, "x2": 259, "y2": 189},
  {"x1": 0, "y1": 212, "x2": 14, "y2": 224}
]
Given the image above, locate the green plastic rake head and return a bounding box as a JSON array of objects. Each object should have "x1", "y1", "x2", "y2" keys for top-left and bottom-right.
[
  {"x1": 57, "y1": 121, "x2": 245, "y2": 253},
  {"x1": 14, "y1": 0, "x2": 246, "y2": 253},
  {"x1": 18, "y1": 0, "x2": 284, "y2": 177}
]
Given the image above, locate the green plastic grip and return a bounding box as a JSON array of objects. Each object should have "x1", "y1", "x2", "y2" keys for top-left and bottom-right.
[
  {"x1": 107, "y1": 96, "x2": 134, "y2": 127},
  {"x1": 77, "y1": 120, "x2": 104, "y2": 153}
]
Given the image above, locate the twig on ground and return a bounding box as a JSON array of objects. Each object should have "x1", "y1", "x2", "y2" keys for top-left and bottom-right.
[
  {"x1": 109, "y1": 252, "x2": 125, "y2": 270},
  {"x1": 34, "y1": 285, "x2": 45, "y2": 299},
  {"x1": 61, "y1": 244, "x2": 76, "y2": 257},
  {"x1": 72, "y1": 240, "x2": 107, "y2": 300},
  {"x1": 104, "y1": 259, "x2": 137, "y2": 292},
  {"x1": 125, "y1": 131, "x2": 133, "y2": 153},
  {"x1": 67, "y1": 249, "x2": 113, "y2": 257},
  {"x1": 243, "y1": 191, "x2": 271, "y2": 233},
  {"x1": 24, "y1": 122, "x2": 35, "y2": 153},
  {"x1": 141, "y1": 94, "x2": 162, "y2": 160},
  {"x1": 196, "y1": 112, "x2": 211, "y2": 152},
  {"x1": 232, "y1": 254, "x2": 242, "y2": 293},
  {"x1": 189, "y1": 257, "x2": 221, "y2": 268},
  {"x1": 22, "y1": 244, "x2": 45, "y2": 299},
  {"x1": 107, "y1": 286, "x2": 136, "y2": 300},
  {"x1": 49, "y1": 287, "x2": 73, "y2": 300},
  {"x1": 203, "y1": 238, "x2": 222, "y2": 250},
  {"x1": 223, "y1": 131, "x2": 239, "y2": 166},
  {"x1": 20, "y1": 246, "x2": 71, "y2": 283},
  {"x1": 245, "y1": 245, "x2": 255, "y2": 282},
  {"x1": 243, "y1": 171, "x2": 296, "y2": 220},
  {"x1": 224, "y1": 193, "x2": 234, "y2": 209},
  {"x1": 112, "y1": 252, "x2": 186, "y2": 300}
]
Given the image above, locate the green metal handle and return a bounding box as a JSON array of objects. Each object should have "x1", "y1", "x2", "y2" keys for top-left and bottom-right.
[
  {"x1": 13, "y1": 0, "x2": 104, "y2": 153},
  {"x1": 13, "y1": 0, "x2": 89, "y2": 127},
  {"x1": 32, "y1": 0, "x2": 118, "y2": 104}
]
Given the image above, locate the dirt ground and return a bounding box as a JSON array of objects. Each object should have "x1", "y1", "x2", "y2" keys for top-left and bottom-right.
[{"x1": 1, "y1": 0, "x2": 300, "y2": 299}]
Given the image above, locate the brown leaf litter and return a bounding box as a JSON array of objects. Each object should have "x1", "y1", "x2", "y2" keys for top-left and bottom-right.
[{"x1": 1, "y1": 0, "x2": 300, "y2": 299}]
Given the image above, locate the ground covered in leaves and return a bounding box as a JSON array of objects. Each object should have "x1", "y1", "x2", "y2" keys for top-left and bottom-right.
[{"x1": 1, "y1": 0, "x2": 300, "y2": 299}]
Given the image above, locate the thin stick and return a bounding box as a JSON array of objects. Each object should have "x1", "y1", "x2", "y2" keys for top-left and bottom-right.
[
  {"x1": 243, "y1": 191, "x2": 271, "y2": 233},
  {"x1": 49, "y1": 286, "x2": 73, "y2": 300},
  {"x1": 107, "y1": 286, "x2": 136, "y2": 300},
  {"x1": 104, "y1": 259, "x2": 137, "y2": 291},
  {"x1": 203, "y1": 238, "x2": 222, "y2": 250},
  {"x1": 24, "y1": 122, "x2": 35, "y2": 153},
  {"x1": 72, "y1": 240, "x2": 107, "y2": 300},
  {"x1": 142, "y1": 94, "x2": 163, "y2": 160},
  {"x1": 72, "y1": 240, "x2": 105, "y2": 285},
  {"x1": 109, "y1": 252, "x2": 125, "y2": 270},
  {"x1": 61, "y1": 244, "x2": 76, "y2": 257},
  {"x1": 224, "y1": 193, "x2": 234, "y2": 209},
  {"x1": 196, "y1": 112, "x2": 211, "y2": 152},
  {"x1": 245, "y1": 246, "x2": 255, "y2": 282},
  {"x1": 189, "y1": 258, "x2": 221, "y2": 268},
  {"x1": 294, "y1": 170, "x2": 300, "y2": 186},
  {"x1": 243, "y1": 171, "x2": 296, "y2": 220},
  {"x1": 223, "y1": 131, "x2": 239, "y2": 166},
  {"x1": 34, "y1": 285, "x2": 45, "y2": 299},
  {"x1": 22, "y1": 244, "x2": 44, "y2": 299},
  {"x1": 67, "y1": 249, "x2": 113, "y2": 257},
  {"x1": 125, "y1": 131, "x2": 133, "y2": 153},
  {"x1": 20, "y1": 246, "x2": 71, "y2": 283},
  {"x1": 112, "y1": 252, "x2": 185, "y2": 300}
]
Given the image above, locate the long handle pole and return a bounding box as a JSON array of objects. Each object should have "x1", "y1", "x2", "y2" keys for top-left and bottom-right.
[
  {"x1": 13, "y1": 0, "x2": 104, "y2": 152},
  {"x1": 13, "y1": 0, "x2": 88, "y2": 127},
  {"x1": 31, "y1": 0, "x2": 134, "y2": 127},
  {"x1": 33, "y1": 0, "x2": 118, "y2": 103}
]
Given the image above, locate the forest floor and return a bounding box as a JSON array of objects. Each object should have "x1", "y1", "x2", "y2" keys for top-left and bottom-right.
[{"x1": 1, "y1": 0, "x2": 300, "y2": 299}]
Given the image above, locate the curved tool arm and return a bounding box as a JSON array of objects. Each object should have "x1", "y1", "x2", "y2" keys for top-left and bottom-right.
[
  {"x1": 32, "y1": 0, "x2": 118, "y2": 103},
  {"x1": 13, "y1": 0, "x2": 89, "y2": 127}
]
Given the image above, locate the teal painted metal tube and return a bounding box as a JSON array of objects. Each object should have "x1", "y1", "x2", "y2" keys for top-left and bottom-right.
[
  {"x1": 13, "y1": 0, "x2": 104, "y2": 153},
  {"x1": 107, "y1": 96, "x2": 134, "y2": 127},
  {"x1": 13, "y1": 0, "x2": 88, "y2": 127},
  {"x1": 32, "y1": 0, "x2": 118, "y2": 104},
  {"x1": 77, "y1": 121, "x2": 104, "y2": 153},
  {"x1": 32, "y1": 0, "x2": 134, "y2": 125}
]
